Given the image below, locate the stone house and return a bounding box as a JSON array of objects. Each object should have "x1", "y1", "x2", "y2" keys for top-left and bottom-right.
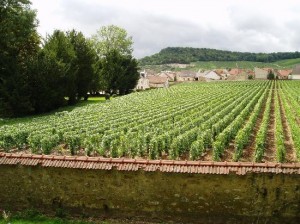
[
  {"x1": 136, "y1": 71, "x2": 150, "y2": 90},
  {"x1": 204, "y1": 71, "x2": 221, "y2": 80},
  {"x1": 158, "y1": 71, "x2": 176, "y2": 82},
  {"x1": 276, "y1": 69, "x2": 292, "y2": 80},
  {"x1": 227, "y1": 69, "x2": 249, "y2": 81},
  {"x1": 177, "y1": 71, "x2": 197, "y2": 81},
  {"x1": 148, "y1": 76, "x2": 169, "y2": 88},
  {"x1": 254, "y1": 68, "x2": 272, "y2": 80}
]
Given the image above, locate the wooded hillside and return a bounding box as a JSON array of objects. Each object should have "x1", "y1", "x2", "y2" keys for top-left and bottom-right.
[{"x1": 139, "y1": 47, "x2": 300, "y2": 65}]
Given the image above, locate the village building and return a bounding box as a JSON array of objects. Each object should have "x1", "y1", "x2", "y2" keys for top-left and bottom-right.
[
  {"x1": 177, "y1": 71, "x2": 197, "y2": 81},
  {"x1": 276, "y1": 69, "x2": 292, "y2": 80},
  {"x1": 228, "y1": 68, "x2": 241, "y2": 76},
  {"x1": 290, "y1": 65, "x2": 300, "y2": 80},
  {"x1": 195, "y1": 71, "x2": 209, "y2": 81},
  {"x1": 136, "y1": 71, "x2": 150, "y2": 90},
  {"x1": 158, "y1": 71, "x2": 176, "y2": 82},
  {"x1": 227, "y1": 69, "x2": 248, "y2": 80},
  {"x1": 203, "y1": 70, "x2": 221, "y2": 80},
  {"x1": 254, "y1": 67, "x2": 272, "y2": 80},
  {"x1": 214, "y1": 69, "x2": 229, "y2": 80},
  {"x1": 148, "y1": 76, "x2": 169, "y2": 88}
]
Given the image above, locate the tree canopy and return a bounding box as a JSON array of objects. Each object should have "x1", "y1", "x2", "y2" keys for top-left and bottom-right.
[
  {"x1": 100, "y1": 50, "x2": 139, "y2": 95},
  {"x1": 0, "y1": 1, "x2": 139, "y2": 117},
  {"x1": 0, "y1": 0, "x2": 40, "y2": 116},
  {"x1": 91, "y1": 25, "x2": 133, "y2": 56}
]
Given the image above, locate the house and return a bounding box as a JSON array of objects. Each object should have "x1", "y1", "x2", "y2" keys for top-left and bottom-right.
[
  {"x1": 195, "y1": 70, "x2": 209, "y2": 81},
  {"x1": 177, "y1": 71, "x2": 197, "y2": 81},
  {"x1": 214, "y1": 69, "x2": 229, "y2": 80},
  {"x1": 136, "y1": 71, "x2": 150, "y2": 90},
  {"x1": 227, "y1": 69, "x2": 248, "y2": 80},
  {"x1": 158, "y1": 71, "x2": 176, "y2": 82},
  {"x1": 204, "y1": 71, "x2": 221, "y2": 80},
  {"x1": 229, "y1": 68, "x2": 241, "y2": 76},
  {"x1": 290, "y1": 65, "x2": 300, "y2": 80},
  {"x1": 276, "y1": 69, "x2": 292, "y2": 80},
  {"x1": 148, "y1": 76, "x2": 169, "y2": 88},
  {"x1": 254, "y1": 68, "x2": 272, "y2": 80}
]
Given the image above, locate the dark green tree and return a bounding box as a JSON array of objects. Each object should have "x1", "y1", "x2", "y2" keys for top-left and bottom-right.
[
  {"x1": 267, "y1": 70, "x2": 275, "y2": 80},
  {"x1": 67, "y1": 30, "x2": 98, "y2": 100},
  {"x1": 100, "y1": 50, "x2": 139, "y2": 95},
  {"x1": 0, "y1": 0, "x2": 40, "y2": 116},
  {"x1": 43, "y1": 30, "x2": 77, "y2": 105},
  {"x1": 25, "y1": 50, "x2": 66, "y2": 113}
]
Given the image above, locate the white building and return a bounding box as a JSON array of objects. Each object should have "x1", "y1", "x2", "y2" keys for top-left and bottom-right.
[
  {"x1": 291, "y1": 65, "x2": 300, "y2": 80},
  {"x1": 136, "y1": 71, "x2": 150, "y2": 90}
]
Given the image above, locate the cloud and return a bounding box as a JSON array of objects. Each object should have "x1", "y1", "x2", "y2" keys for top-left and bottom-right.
[{"x1": 31, "y1": 0, "x2": 300, "y2": 58}]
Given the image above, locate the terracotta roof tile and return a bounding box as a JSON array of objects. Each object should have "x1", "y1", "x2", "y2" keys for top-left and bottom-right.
[{"x1": 1, "y1": 153, "x2": 300, "y2": 175}]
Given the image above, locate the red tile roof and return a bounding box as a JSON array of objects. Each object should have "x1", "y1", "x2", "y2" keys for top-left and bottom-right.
[
  {"x1": 229, "y1": 69, "x2": 243, "y2": 76},
  {"x1": 277, "y1": 69, "x2": 292, "y2": 77},
  {"x1": 1, "y1": 153, "x2": 300, "y2": 175}
]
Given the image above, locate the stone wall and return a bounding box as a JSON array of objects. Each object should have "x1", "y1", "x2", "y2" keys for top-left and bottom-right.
[{"x1": 0, "y1": 165, "x2": 299, "y2": 223}]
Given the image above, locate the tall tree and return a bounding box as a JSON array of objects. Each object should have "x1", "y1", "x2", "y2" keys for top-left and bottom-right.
[
  {"x1": 43, "y1": 30, "x2": 78, "y2": 105},
  {"x1": 0, "y1": 0, "x2": 40, "y2": 116},
  {"x1": 91, "y1": 25, "x2": 133, "y2": 57},
  {"x1": 25, "y1": 50, "x2": 66, "y2": 113},
  {"x1": 67, "y1": 30, "x2": 98, "y2": 100},
  {"x1": 100, "y1": 50, "x2": 139, "y2": 95},
  {"x1": 91, "y1": 25, "x2": 138, "y2": 95}
]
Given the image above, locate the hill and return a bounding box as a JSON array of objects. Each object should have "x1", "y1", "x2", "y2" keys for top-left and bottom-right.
[
  {"x1": 141, "y1": 59, "x2": 300, "y2": 73},
  {"x1": 139, "y1": 47, "x2": 300, "y2": 66}
]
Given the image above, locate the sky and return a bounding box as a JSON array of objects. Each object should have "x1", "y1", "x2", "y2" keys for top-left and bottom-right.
[{"x1": 30, "y1": 0, "x2": 300, "y2": 59}]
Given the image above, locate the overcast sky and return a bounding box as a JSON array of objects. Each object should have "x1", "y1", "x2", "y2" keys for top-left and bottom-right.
[{"x1": 31, "y1": 0, "x2": 300, "y2": 58}]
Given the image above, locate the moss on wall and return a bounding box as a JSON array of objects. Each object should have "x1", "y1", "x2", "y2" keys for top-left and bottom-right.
[{"x1": 0, "y1": 165, "x2": 299, "y2": 223}]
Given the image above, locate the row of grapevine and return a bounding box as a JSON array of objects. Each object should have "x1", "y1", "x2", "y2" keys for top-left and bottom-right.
[
  {"x1": 274, "y1": 82, "x2": 286, "y2": 162},
  {"x1": 212, "y1": 83, "x2": 269, "y2": 161},
  {"x1": 1, "y1": 80, "x2": 299, "y2": 162},
  {"x1": 278, "y1": 82, "x2": 300, "y2": 159},
  {"x1": 233, "y1": 85, "x2": 268, "y2": 161},
  {"x1": 254, "y1": 82, "x2": 273, "y2": 162}
]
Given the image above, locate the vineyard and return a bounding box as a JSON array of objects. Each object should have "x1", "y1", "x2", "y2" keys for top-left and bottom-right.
[{"x1": 1, "y1": 81, "x2": 300, "y2": 163}]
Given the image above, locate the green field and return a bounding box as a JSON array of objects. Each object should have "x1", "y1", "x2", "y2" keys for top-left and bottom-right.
[
  {"x1": 141, "y1": 58, "x2": 300, "y2": 72},
  {"x1": 1, "y1": 81, "x2": 300, "y2": 163}
]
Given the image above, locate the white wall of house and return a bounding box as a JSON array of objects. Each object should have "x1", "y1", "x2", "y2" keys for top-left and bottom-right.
[
  {"x1": 254, "y1": 68, "x2": 268, "y2": 79},
  {"x1": 136, "y1": 78, "x2": 150, "y2": 90},
  {"x1": 290, "y1": 75, "x2": 300, "y2": 80}
]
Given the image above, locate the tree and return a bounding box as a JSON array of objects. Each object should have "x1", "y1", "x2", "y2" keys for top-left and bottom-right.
[
  {"x1": 25, "y1": 50, "x2": 66, "y2": 113},
  {"x1": 267, "y1": 70, "x2": 275, "y2": 80},
  {"x1": 100, "y1": 50, "x2": 139, "y2": 95},
  {"x1": 91, "y1": 25, "x2": 133, "y2": 57},
  {"x1": 67, "y1": 30, "x2": 98, "y2": 100},
  {"x1": 91, "y1": 25, "x2": 138, "y2": 95},
  {"x1": 43, "y1": 30, "x2": 78, "y2": 105},
  {"x1": 0, "y1": 0, "x2": 40, "y2": 116}
]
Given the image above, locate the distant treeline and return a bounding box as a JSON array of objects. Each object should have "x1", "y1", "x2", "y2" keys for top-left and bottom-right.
[{"x1": 139, "y1": 47, "x2": 300, "y2": 65}]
